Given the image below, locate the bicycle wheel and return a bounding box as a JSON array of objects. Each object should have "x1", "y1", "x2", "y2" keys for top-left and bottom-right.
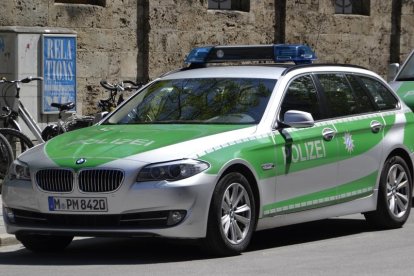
[
  {"x1": 0, "y1": 128, "x2": 34, "y2": 158},
  {"x1": 41, "y1": 124, "x2": 61, "y2": 141},
  {"x1": 0, "y1": 133, "x2": 14, "y2": 192}
]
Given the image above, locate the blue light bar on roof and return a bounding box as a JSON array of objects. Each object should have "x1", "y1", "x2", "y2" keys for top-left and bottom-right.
[{"x1": 184, "y1": 44, "x2": 317, "y2": 66}]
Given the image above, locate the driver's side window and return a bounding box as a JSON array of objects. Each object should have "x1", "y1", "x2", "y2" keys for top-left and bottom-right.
[{"x1": 280, "y1": 75, "x2": 322, "y2": 121}]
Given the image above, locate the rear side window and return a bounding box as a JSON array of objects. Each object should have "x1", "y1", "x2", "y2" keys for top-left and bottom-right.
[
  {"x1": 358, "y1": 76, "x2": 399, "y2": 110},
  {"x1": 317, "y1": 73, "x2": 371, "y2": 118},
  {"x1": 345, "y1": 74, "x2": 376, "y2": 112}
]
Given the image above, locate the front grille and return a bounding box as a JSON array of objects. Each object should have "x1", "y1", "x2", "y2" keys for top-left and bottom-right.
[
  {"x1": 78, "y1": 169, "x2": 124, "y2": 193},
  {"x1": 35, "y1": 169, "x2": 124, "y2": 193},
  {"x1": 36, "y1": 169, "x2": 74, "y2": 192},
  {"x1": 11, "y1": 209, "x2": 174, "y2": 229}
]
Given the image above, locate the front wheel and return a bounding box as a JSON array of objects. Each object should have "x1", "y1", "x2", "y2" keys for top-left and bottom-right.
[
  {"x1": 16, "y1": 233, "x2": 73, "y2": 252},
  {"x1": 0, "y1": 128, "x2": 34, "y2": 156},
  {"x1": 364, "y1": 156, "x2": 412, "y2": 229},
  {"x1": 204, "y1": 172, "x2": 256, "y2": 256},
  {"x1": 0, "y1": 133, "x2": 14, "y2": 193}
]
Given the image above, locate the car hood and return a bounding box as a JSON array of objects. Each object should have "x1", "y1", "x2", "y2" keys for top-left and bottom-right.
[{"x1": 34, "y1": 124, "x2": 255, "y2": 168}]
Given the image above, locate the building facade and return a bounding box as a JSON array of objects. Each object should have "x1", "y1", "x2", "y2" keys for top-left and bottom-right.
[{"x1": 0, "y1": 0, "x2": 413, "y2": 114}]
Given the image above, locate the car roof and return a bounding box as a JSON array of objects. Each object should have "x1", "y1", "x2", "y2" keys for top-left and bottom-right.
[
  {"x1": 159, "y1": 63, "x2": 381, "y2": 82},
  {"x1": 160, "y1": 65, "x2": 288, "y2": 80}
]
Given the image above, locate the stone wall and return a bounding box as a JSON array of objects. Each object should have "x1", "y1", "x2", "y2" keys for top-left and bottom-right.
[
  {"x1": 401, "y1": 0, "x2": 414, "y2": 62},
  {"x1": 0, "y1": 0, "x2": 139, "y2": 115},
  {"x1": 2, "y1": 0, "x2": 414, "y2": 114},
  {"x1": 284, "y1": 0, "x2": 393, "y2": 77},
  {"x1": 147, "y1": 0, "x2": 275, "y2": 78}
]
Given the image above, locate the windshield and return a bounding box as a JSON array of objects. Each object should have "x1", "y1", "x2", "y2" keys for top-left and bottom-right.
[
  {"x1": 105, "y1": 78, "x2": 276, "y2": 125},
  {"x1": 397, "y1": 52, "x2": 414, "y2": 81}
]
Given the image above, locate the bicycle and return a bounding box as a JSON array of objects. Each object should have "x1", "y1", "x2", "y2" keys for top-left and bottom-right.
[
  {"x1": 41, "y1": 79, "x2": 142, "y2": 141},
  {"x1": 41, "y1": 102, "x2": 95, "y2": 141},
  {"x1": 0, "y1": 132, "x2": 13, "y2": 192},
  {"x1": 98, "y1": 80, "x2": 142, "y2": 112},
  {"x1": 0, "y1": 76, "x2": 44, "y2": 141},
  {"x1": 0, "y1": 76, "x2": 40, "y2": 156}
]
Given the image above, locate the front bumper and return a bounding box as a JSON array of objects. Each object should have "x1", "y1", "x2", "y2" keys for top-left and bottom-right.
[{"x1": 2, "y1": 173, "x2": 217, "y2": 239}]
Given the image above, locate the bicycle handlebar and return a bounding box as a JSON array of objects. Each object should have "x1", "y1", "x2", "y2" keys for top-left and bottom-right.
[
  {"x1": 100, "y1": 80, "x2": 143, "y2": 92},
  {"x1": 0, "y1": 76, "x2": 43, "y2": 84}
]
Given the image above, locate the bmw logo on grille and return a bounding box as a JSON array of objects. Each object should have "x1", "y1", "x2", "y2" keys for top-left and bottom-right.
[{"x1": 76, "y1": 158, "x2": 86, "y2": 165}]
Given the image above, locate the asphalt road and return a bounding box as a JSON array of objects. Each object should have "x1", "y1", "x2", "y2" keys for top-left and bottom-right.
[{"x1": 1, "y1": 208, "x2": 414, "y2": 276}]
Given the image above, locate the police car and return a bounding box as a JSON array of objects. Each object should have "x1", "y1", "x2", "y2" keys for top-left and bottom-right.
[
  {"x1": 2, "y1": 44, "x2": 414, "y2": 256},
  {"x1": 389, "y1": 49, "x2": 414, "y2": 110}
]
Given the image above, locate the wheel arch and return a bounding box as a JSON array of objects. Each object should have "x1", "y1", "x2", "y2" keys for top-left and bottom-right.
[
  {"x1": 386, "y1": 148, "x2": 414, "y2": 188},
  {"x1": 218, "y1": 162, "x2": 261, "y2": 228}
]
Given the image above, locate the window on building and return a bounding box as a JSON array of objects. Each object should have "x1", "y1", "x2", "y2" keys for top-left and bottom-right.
[
  {"x1": 55, "y1": 0, "x2": 106, "y2": 7},
  {"x1": 208, "y1": 0, "x2": 250, "y2": 12},
  {"x1": 335, "y1": 0, "x2": 370, "y2": 16}
]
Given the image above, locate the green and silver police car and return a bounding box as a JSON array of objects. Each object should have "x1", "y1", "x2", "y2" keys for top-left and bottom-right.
[
  {"x1": 2, "y1": 45, "x2": 414, "y2": 256},
  {"x1": 389, "y1": 49, "x2": 414, "y2": 110}
]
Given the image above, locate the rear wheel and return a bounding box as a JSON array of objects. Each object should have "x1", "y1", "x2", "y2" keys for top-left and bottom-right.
[
  {"x1": 0, "y1": 133, "x2": 14, "y2": 192},
  {"x1": 204, "y1": 172, "x2": 256, "y2": 256},
  {"x1": 16, "y1": 234, "x2": 73, "y2": 252},
  {"x1": 364, "y1": 156, "x2": 412, "y2": 229},
  {"x1": 0, "y1": 128, "x2": 34, "y2": 157}
]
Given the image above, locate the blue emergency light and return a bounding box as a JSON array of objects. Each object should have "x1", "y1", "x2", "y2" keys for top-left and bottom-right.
[{"x1": 184, "y1": 44, "x2": 317, "y2": 66}]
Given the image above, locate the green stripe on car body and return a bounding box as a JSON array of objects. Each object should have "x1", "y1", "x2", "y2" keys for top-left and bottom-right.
[
  {"x1": 403, "y1": 111, "x2": 414, "y2": 153},
  {"x1": 395, "y1": 81, "x2": 414, "y2": 110},
  {"x1": 45, "y1": 124, "x2": 251, "y2": 169},
  {"x1": 263, "y1": 171, "x2": 377, "y2": 216},
  {"x1": 201, "y1": 112, "x2": 397, "y2": 178}
]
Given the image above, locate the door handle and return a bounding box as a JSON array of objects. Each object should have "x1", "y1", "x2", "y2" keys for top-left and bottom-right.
[
  {"x1": 322, "y1": 128, "x2": 336, "y2": 141},
  {"x1": 370, "y1": 120, "x2": 383, "y2": 133}
]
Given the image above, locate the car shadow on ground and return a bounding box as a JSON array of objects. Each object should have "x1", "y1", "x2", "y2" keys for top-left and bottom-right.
[
  {"x1": 248, "y1": 215, "x2": 373, "y2": 252},
  {"x1": 0, "y1": 214, "x2": 388, "y2": 265}
]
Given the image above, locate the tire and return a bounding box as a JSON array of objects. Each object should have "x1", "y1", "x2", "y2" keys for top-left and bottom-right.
[
  {"x1": 16, "y1": 234, "x2": 73, "y2": 252},
  {"x1": 364, "y1": 156, "x2": 412, "y2": 229},
  {"x1": 0, "y1": 133, "x2": 14, "y2": 193},
  {"x1": 0, "y1": 128, "x2": 34, "y2": 157},
  {"x1": 204, "y1": 172, "x2": 256, "y2": 256},
  {"x1": 41, "y1": 124, "x2": 61, "y2": 141}
]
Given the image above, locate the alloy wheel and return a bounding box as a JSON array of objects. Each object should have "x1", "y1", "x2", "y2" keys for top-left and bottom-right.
[
  {"x1": 220, "y1": 182, "x2": 252, "y2": 245},
  {"x1": 386, "y1": 164, "x2": 410, "y2": 218}
]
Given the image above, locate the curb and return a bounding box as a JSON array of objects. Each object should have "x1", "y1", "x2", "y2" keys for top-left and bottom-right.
[{"x1": 0, "y1": 234, "x2": 19, "y2": 247}]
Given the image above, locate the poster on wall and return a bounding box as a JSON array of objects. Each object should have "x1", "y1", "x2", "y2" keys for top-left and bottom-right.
[{"x1": 42, "y1": 34, "x2": 76, "y2": 114}]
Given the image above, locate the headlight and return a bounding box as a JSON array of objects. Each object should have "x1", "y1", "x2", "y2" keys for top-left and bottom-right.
[
  {"x1": 9, "y1": 160, "x2": 31, "y2": 180},
  {"x1": 137, "y1": 159, "x2": 210, "y2": 182}
]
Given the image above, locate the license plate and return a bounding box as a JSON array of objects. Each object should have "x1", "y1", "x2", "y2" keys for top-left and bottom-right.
[{"x1": 48, "y1": 196, "x2": 108, "y2": 212}]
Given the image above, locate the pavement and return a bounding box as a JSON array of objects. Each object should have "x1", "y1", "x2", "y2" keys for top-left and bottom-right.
[{"x1": 0, "y1": 196, "x2": 19, "y2": 247}]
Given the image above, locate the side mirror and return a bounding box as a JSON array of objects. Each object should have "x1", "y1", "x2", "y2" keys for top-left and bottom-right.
[
  {"x1": 387, "y1": 63, "x2": 400, "y2": 82},
  {"x1": 281, "y1": 110, "x2": 314, "y2": 128}
]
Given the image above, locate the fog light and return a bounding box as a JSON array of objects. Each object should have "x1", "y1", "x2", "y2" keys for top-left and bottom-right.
[
  {"x1": 167, "y1": 210, "x2": 186, "y2": 226},
  {"x1": 4, "y1": 207, "x2": 15, "y2": 223}
]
